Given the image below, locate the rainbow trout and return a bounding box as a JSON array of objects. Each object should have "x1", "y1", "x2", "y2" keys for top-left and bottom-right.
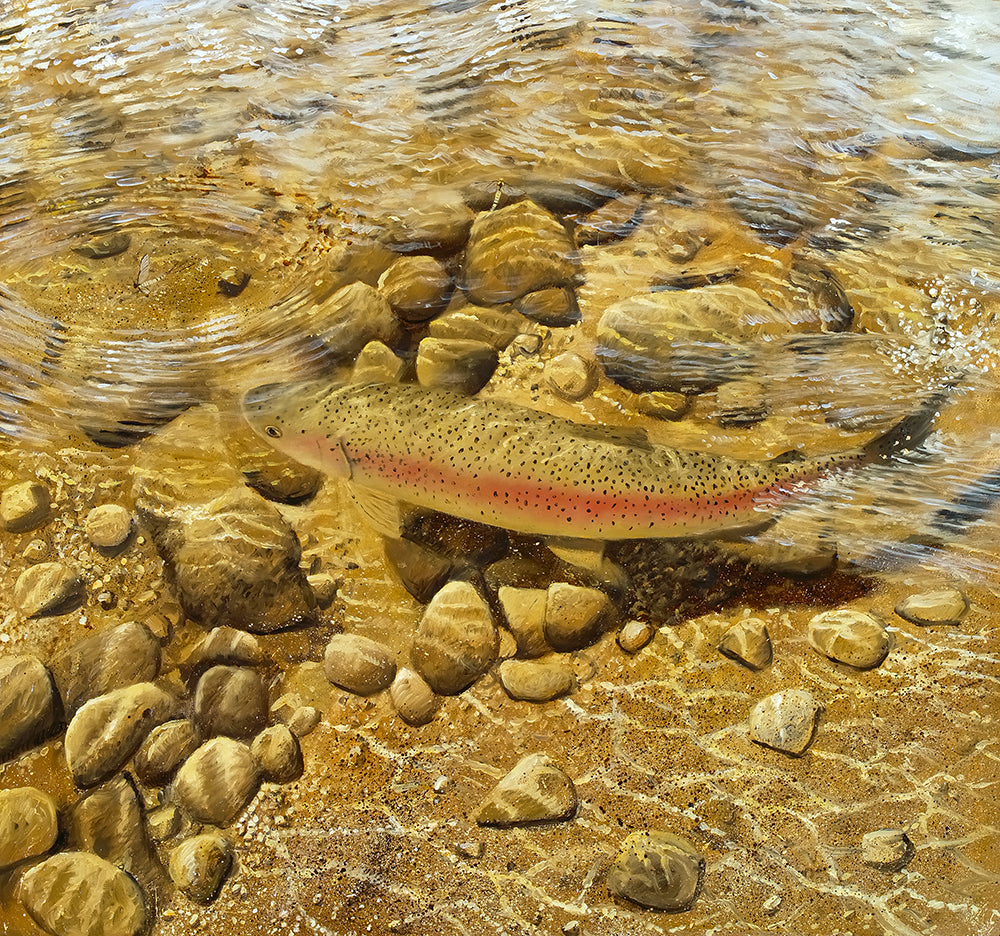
[{"x1": 243, "y1": 381, "x2": 941, "y2": 541}]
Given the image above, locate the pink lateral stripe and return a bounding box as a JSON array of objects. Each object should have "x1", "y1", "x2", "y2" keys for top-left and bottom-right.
[{"x1": 345, "y1": 446, "x2": 786, "y2": 524}]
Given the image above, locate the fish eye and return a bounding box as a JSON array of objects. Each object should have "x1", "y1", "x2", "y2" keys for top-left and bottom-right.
[{"x1": 265, "y1": 425, "x2": 282, "y2": 439}]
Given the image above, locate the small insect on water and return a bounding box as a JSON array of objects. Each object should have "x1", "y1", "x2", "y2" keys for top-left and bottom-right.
[{"x1": 133, "y1": 253, "x2": 151, "y2": 295}]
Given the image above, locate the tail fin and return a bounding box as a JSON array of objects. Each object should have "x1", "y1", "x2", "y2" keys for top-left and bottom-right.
[{"x1": 860, "y1": 381, "x2": 956, "y2": 465}]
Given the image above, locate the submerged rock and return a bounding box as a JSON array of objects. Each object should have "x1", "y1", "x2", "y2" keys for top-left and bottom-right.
[
  {"x1": 323, "y1": 633, "x2": 396, "y2": 696},
  {"x1": 378, "y1": 255, "x2": 452, "y2": 323},
  {"x1": 134, "y1": 719, "x2": 199, "y2": 787},
  {"x1": 225, "y1": 424, "x2": 323, "y2": 505},
  {"x1": 50, "y1": 620, "x2": 161, "y2": 717},
  {"x1": 0, "y1": 786, "x2": 58, "y2": 870},
  {"x1": 607, "y1": 831, "x2": 704, "y2": 911},
  {"x1": 498, "y1": 587, "x2": 550, "y2": 658},
  {"x1": 544, "y1": 583, "x2": 615, "y2": 652},
  {"x1": 636, "y1": 390, "x2": 690, "y2": 421},
  {"x1": 575, "y1": 192, "x2": 645, "y2": 246},
  {"x1": 546, "y1": 352, "x2": 598, "y2": 401},
  {"x1": 617, "y1": 619, "x2": 655, "y2": 654},
  {"x1": 719, "y1": 618, "x2": 772, "y2": 670},
  {"x1": 427, "y1": 302, "x2": 525, "y2": 350},
  {"x1": 713, "y1": 379, "x2": 768, "y2": 427},
  {"x1": 169, "y1": 832, "x2": 234, "y2": 903},
  {"x1": 416, "y1": 337, "x2": 498, "y2": 395},
  {"x1": 383, "y1": 536, "x2": 452, "y2": 604},
  {"x1": 383, "y1": 191, "x2": 475, "y2": 255},
  {"x1": 895, "y1": 588, "x2": 968, "y2": 626},
  {"x1": 475, "y1": 753, "x2": 577, "y2": 827},
  {"x1": 73, "y1": 231, "x2": 131, "y2": 258},
  {"x1": 748, "y1": 689, "x2": 820, "y2": 756},
  {"x1": 14, "y1": 561, "x2": 84, "y2": 618},
  {"x1": 173, "y1": 737, "x2": 260, "y2": 826},
  {"x1": 463, "y1": 200, "x2": 576, "y2": 305},
  {"x1": 180, "y1": 626, "x2": 265, "y2": 680},
  {"x1": 19, "y1": 851, "x2": 146, "y2": 936},
  {"x1": 194, "y1": 665, "x2": 269, "y2": 739},
  {"x1": 390, "y1": 667, "x2": 440, "y2": 726},
  {"x1": 411, "y1": 581, "x2": 498, "y2": 695},
  {"x1": 860, "y1": 829, "x2": 913, "y2": 871},
  {"x1": 69, "y1": 775, "x2": 163, "y2": 888},
  {"x1": 84, "y1": 504, "x2": 132, "y2": 549},
  {"x1": 352, "y1": 340, "x2": 406, "y2": 384},
  {"x1": 306, "y1": 281, "x2": 403, "y2": 363},
  {"x1": 498, "y1": 657, "x2": 574, "y2": 702},
  {"x1": 1, "y1": 480, "x2": 51, "y2": 532},
  {"x1": 808, "y1": 609, "x2": 890, "y2": 669},
  {"x1": 65, "y1": 682, "x2": 181, "y2": 787},
  {"x1": 132, "y1": 406, "x2": 316, "y2": 634},
  {"x1": 251, "y1": 725, "x2": 303, "y2": 783},
  {"x1": 514, "y1": 286, "x2": 580, "y2": 327},
  {"x1": 0, "y1": 655, "x2": 56, "y2": 761}
]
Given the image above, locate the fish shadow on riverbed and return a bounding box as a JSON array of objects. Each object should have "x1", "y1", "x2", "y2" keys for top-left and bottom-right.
[{"x1": 612, "y1": 538, "x2": 874, "y2": 625}]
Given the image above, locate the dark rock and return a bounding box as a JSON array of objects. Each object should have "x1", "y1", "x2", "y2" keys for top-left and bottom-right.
[{"x1": 383, "y1": 536, "x2": 451, "y2": 603}]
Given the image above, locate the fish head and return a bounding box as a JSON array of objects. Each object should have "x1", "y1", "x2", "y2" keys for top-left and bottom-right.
[{"x1": 241, "y1": 380, "x2": 337, "y2": 470}]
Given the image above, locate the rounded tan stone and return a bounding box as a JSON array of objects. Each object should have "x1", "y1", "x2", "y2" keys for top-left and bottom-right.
[
  {"x1": 498, "y1": 658, "x2": 574, "y2": 703},
  {"x1": 808, "y1": 609, "x2": 890, "y2": 669},
  {"x1": 378, "y1": 255, "x2": 452, "y2": 323},
  {"x1": 66, "y1": 682, "x2": 181, "y2": 787},
  {"x1": 134, "y1": 719, "x2": 199, "y2": 787},
  {"x1": 14, "y1": 562, "x2": 84, "y2": 618},
  {"x1": 169, "y1": 832, "x2": 234, "y2": 903},
  {"x1": 194, "y1": 665, "x2": 269, "y2": 738},
  {"x1": 0, "y1": 786, "x2": 58, "y2": 870},
  {"x1": 427, "y1": 303, "x2": 525, "y2": 349},
  {"x1": 415, "y1": 337, "x2": 498, "y2": 395},
  {"x1": 860, "y1": 829, "x2": 913, "y2": 871},
  {"x1": 19, "y1": 851, "x2": 146, "y2": 936},
  {"x1": 617, "y1": 618, "x2": 654, "y2": 653},
  {"x1": 475, "y1": 753, "x2": 577, "y2": 827},
  {"x1": 607, "y1": 831, "x2": 704, "y2": 911},
  {"x1": 390, "y1": 667, "x2": 440, "y2": 726},
  {"x1": 515, "y1": 286, "x2": 579, "y2": 327},
  {"x1": 544, "y1": 583, "x2": 615, "y2": 652},
  {"x1": 546, "y1": 352, "x2": 598, "y2": 401},
  {"x1": 251, "y1": 724, "x2": 303, "y2": 783},
  {"x1": 0, "y1": 654, "x2": 56, "y2": 761},
  {"x1": 636, "y1": 390, "x2": 690, "y2": 421},
  {"x1": 323, "y1": 633, "x2": 396, "y2": 696},
  {"x1": 411, "y1": 581, "x2": 498, "y2": 695},
  {"x1": 173, "y1": 737, "x2": 260, "y2": 827},
  {"x1": 895, "y1": 588, "x2": 968, "y2": 626},
  {"x1": 352, "y1": 340, "x2": 406, "y2": 384},
  {"x1": 498, "y1": 586, "x2": 550, "y2": 658},
  {"x1": 84, "y1": 504, "x2": 132, "y2": 549},
  {"x1": 1, "y1": 480, "x2": 50, "y2": 533},
  {"x1": 748, "y1": 689, "x2": 820, "y2": 756}
]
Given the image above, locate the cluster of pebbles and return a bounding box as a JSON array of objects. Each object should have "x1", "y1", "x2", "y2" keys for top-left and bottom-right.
[{"x1": 0, "y1": 179, "x2": 979, "y2": 934}]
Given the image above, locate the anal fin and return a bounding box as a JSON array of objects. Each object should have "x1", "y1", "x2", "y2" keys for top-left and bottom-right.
[{"x1": 546, "y1": 536, "x2": 606, "y2": 571}]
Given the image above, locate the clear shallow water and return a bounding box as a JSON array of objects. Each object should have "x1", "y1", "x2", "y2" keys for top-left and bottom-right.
[{"x1": 1, "y1": 2, "x2": 999, "y2": 935}]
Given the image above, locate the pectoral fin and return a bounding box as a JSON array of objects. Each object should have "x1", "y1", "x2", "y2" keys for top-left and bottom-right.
[
  {"x1": 349, "y1": 485, "x2": 405, "y2": 538},
  {"x1": 546, "y1": 536, "x2": 606, "y2": 571}
]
